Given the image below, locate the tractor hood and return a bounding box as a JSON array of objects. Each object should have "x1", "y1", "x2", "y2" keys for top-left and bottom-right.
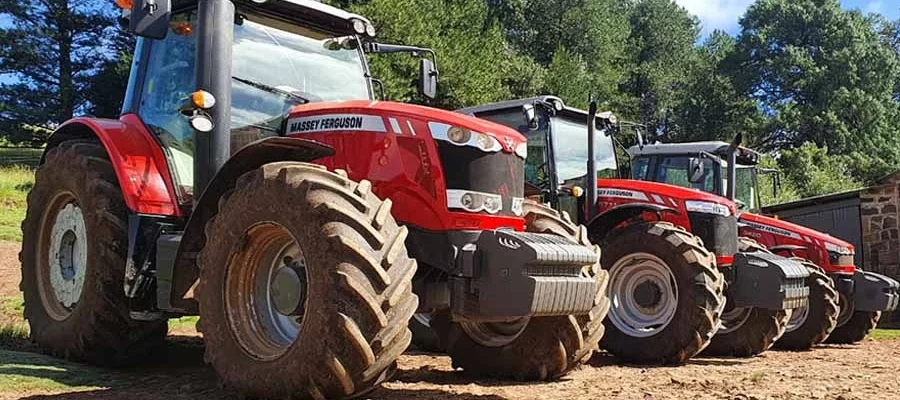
[
  {"x1": 739, "y1": 212, "x2": 854, "y2": 255},
  {"x1": 284, "y1": 100, "x2": 526, "y2": 155},
  {"x1": 597, "y1": 178, "x2": 738, "y2": 216}
]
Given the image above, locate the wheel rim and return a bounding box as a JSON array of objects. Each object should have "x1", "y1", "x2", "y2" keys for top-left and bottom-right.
[
  {"x1": 836, "y1": 293, "x2": 853, "y2": 327},
  {"x1": 785, "y1": 302, "x2": 809, "y2": 333},
  {"x1": 459, "y1": 318, "x2": 530, "y2": 347},
  {"x1": 225, "y1": 222, "x2": 309, "y2": 360},
  {"x1": 36, "y1": 192, "x2": 87, "y2": 321},
  {"x1": 608, "y1": 252, "x2": 679, "y2": 338},
  {"x1": 718, "y1": 305, "x2": 752, "y2": 334}
]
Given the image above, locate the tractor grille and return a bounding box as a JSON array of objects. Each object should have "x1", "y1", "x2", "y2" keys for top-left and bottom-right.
[
  {"x1": 688, "y1": 212, "x2": 738, "y2": 257},
  {"x1": 435, "y1": 142, "x2": 524, "y2": 216}
]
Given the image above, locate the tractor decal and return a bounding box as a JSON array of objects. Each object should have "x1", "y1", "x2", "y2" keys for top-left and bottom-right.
[
  {"x1": 287, "y1": 113, "x2": 386, "y2": 133},
  {"x1": 742, "y1": 220, "x2": 802, "y2": 240},
  {"x1": 598, "y1": 188, "x2": 649, "y2": 201}
]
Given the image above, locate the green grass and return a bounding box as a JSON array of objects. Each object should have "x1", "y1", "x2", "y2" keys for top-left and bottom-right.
[
  {"x1": 0, "y1": 349, "x2": 111, "y2": 394},
  {"x1": 0, "y1": 165, "x2": 34, "y2": 242},
  {"x1": 870, "y1": 328, "x2": 900, "y2": 340},
  {"x1": 167, "y1": 316, "x2": 199, "y2": 333}
]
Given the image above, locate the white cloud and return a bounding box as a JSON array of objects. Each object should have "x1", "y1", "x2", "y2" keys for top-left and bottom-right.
[{"x1": 673, "y1": 0, "x2": 755, "y2": 36}]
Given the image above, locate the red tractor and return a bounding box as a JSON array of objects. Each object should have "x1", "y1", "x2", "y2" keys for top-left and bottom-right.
[
  {"x1": 628, "y1": 141, "x2": 900, "y2": 345},
  {"x1": 19, "y1": 2, "x2": 608, "y2": 398},
  {"x1": 459, "y1": 96, "x2": 810, "y2": 363}
]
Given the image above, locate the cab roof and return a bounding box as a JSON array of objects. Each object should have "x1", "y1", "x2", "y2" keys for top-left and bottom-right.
[
  {"x1": 628, "y1": 141, "x2": 762, "y2": 166},
  {"x1": 457, "y1": 96, "x2": 615, "y2": 126},
  {"x1": 170, "y1": 0, "x2": 372, "y2": 36}
]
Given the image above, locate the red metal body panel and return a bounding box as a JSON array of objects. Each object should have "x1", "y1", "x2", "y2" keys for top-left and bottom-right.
[
  {"x1": 594, "y1": 178, "x2": 737, "y2": 230},
  {"x1": 52, "y1": 115, "x2": 183, "y2": 217},
  {"x1": 739, "y1": 212, "x2": 856, "y2": 274},
  {"x1": 284, "y1": 100, "x2": 526, "y2": 232}
]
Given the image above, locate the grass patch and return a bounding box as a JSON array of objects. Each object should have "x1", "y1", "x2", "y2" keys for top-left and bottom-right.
[
  {"x1": 0, "y1": 349, "x2": 113, "y2": 394},
  {"x1": 0, "y1": 166, "x2": 34, "y2": 242},
  {"x1": 870, "y1": 328, "x2": 900, "y2": 340},
  {"x1": 0, "y1": 296, "x2": 30, "y2": 351},
  {"x1": 168, "y1": 316, "x2": 199, "y2": 334}
]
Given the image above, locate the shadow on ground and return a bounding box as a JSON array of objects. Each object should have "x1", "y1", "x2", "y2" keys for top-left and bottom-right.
[{"x1": 4, "y1": 339, "x2": 511, "y2": 400}]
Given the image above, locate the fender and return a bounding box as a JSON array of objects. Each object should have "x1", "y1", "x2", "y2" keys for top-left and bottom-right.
[
  {"x1": 587, "y1": 202, "x2": 679, "y2": 241},
  {"x1": 162, "y1": 136, "x2": 334, "y2": 313},
  {"x1": 45, "y1": 115, "x2": 183, "y2": 216}
]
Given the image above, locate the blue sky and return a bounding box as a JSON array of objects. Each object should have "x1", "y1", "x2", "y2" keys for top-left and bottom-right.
[{"x1": 676, "y1": 0, "x2": 900, "y2": 39}]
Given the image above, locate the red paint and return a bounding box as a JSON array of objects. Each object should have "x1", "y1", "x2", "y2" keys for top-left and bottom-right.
[
  {"x1": 739, "y1": 212, "x2": 856, "y2": 274},
  {"x1": 53, "y1": 116, "x2": 183, "y2": 217},
  {"x1": 285, "y1": 100, "x2": 526, "y2": 232}
]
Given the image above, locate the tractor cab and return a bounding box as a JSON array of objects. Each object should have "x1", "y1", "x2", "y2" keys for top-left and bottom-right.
[{"x1": 628, "y1": 141, "x2": 763, "y2": 211}]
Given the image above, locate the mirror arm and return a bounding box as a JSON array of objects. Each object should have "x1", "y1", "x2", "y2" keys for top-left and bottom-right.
[{"x1": 368, "y1": 75, "x2": 386, "y2": 100}]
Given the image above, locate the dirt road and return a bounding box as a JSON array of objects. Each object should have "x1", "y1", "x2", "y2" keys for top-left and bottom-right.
[{"x1": 2, "y1": 239, "x2": 899, "y2": 399}]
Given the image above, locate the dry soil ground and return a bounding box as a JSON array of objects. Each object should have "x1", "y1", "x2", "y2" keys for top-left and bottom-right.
[{"x1": 2, "y1": 239, "x2": 900, "y2": 400}]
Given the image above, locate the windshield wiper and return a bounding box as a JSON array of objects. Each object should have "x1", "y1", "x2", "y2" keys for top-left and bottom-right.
[{"x1": 231, "y1": 76, "x2": 309, "y2": 104}]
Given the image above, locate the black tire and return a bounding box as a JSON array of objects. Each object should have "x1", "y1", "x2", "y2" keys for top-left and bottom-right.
[
  {"x1": 196, "y1": 163, "x2": 418, "y2": 399},
  {"x1": 431, "y1": 201, "x2": 609, "y2": 380},
  {"x1": 825, "y1": 309, "x2": 881, "y2": 344},
  {"x1": 775, "y1": 258, "x2": 839, "y2": 350},
  {"x1": 703, "y1": 307, "x2": 788, "y2": 357},
  {"x1": 598, "y1": 221, "x2": 724, "y2": 365},
  {"x1": 409, "y1": 313, "x2": 443, "y2": 352},
  {"x1": 20, "y1": 140, "x2": 166, "y2": 366}
]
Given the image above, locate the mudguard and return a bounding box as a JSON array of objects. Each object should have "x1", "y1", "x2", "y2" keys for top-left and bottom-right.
[
  {"x1": 853, "y1": 270, "x2": 900, "y2": 312},
  {"x1": 45, "y1": 115, "x2": 182, "y2": 216},
  {"x1": 587, "y1": 202, "x2": 678, "y2": 239},
  {"x1": 729, "y1": 251, "x2": 810, "y2": 310},
  {"x1": 158, "y1": 137, "x2": 334, "y2": 313}
]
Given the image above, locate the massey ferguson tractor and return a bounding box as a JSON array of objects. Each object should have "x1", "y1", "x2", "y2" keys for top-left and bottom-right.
[
  {"x1": 457, "y1": 96, "x2": 810, "y2": 363},
  {"x1": 19, "y1": 2, "x2": 609, "y2": 398},
  {"x1": 627, "y1": 141, "x2": 900, "y2": 346}
]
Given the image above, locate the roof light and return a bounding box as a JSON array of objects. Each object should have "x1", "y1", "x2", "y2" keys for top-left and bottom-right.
[
  {"x1": 189, "y1": 114, "x2": 214, "y2": 133},
  {"x1": 365, "y1": 22, "x2": 376, "y2": 37},
  {"x1": 351, "y1": 19, "x2": 366, "y2": 35},
  {"x1": 115, "y1": 0, "x2": 132, "y2": 9}
]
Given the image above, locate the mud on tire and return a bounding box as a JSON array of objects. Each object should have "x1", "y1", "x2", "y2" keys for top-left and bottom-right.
[
  {"x1": 197, "y1": 163, "x2": 418, "y2": 399},
  {"x1": 598, "y1": 221, "x2": 724, "y2": 365},
  {"x1": 775, "y1": 258, "x2": 838, "y2": 351},
  {"x1": 431, "y1": 201, "x2": 609, "y2": 380},
  {"x1": 703, "y1": 237, "x2": 788, "y2": 357},
  {"x1": 20, "y1": 140, "x2": 166, "y2": 365}
]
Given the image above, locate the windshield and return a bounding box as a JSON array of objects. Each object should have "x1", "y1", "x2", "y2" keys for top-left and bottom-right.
[
  {"x1": 732, "y1": 165, "x2": 756, "y2": 210},
  {"x1": 138, "y1": 12, "x2": 371, "y2": 197},
  {"x1": 656, "y1": 156, "x2": 717, "y2": 193},
  {"x1": 551, "y1": 116, "x2": 618, "y2": 185},
  {"x1": 475, "y1": 110, "x2": 550, "y2": 187}
]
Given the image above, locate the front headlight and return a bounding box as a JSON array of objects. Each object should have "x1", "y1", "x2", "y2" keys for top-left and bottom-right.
[
  {"x1": 447, "y1": 190, "x2": 502, "y2": 214},
  {"x1": 515, "y1": 142, "x2": 527, "y2": 159},
  {"x1": 685, "y1": 200, "x2": 731, "y2": 217},
  {"x1": 430, "y1": 122, "x2": 503, "y2": 153}
]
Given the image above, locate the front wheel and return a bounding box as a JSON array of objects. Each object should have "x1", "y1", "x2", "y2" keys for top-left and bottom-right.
[
  {"x1": 824, "y1": 292, "x2": 880, "y2": 344},
  {"x1": 703, "y1": 306, "x2": 788, "y2": 357},
  {"x1": 599, "y1": 222, "x2": 724, "y2": 365},
  {"x1": 197, "y1": 163, "x2": 418, "y2": 399},
  {"x1": 431, "y1": 202, "x2": 609, "y2": 380},
  {"x1": 775, "y1": 259, "x2": 838, "y2": 350}
]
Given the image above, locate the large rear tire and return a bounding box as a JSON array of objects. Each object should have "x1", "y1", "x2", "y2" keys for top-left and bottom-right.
[
  {"x1": 197, "y1": 163, "x2": 418, "y2": 399},
  {"x1": 20, "y1": 140, "x2": 166, "y2": 365},
  {"x1": 431, "y1": 202, "x2": 609, "y2": 380},
  {"x1": 598, "y1": 221, "x2": 724, "y2": 365},
  {"x1": 775, "y1": 258, "x2": 838, "y2": 350}
]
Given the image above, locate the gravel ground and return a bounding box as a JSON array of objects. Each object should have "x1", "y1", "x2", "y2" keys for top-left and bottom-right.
[{"x1": 2, "y1": 239, "x2": 899, "y2": 400}]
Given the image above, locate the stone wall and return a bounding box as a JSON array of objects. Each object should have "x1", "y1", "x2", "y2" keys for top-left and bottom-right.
[
  {"x1": 859, "y1": 173, "x2": 900, "y2": 324},
  {"x1": 860, "y1": 177, "x2": 900, "y2": 277}
]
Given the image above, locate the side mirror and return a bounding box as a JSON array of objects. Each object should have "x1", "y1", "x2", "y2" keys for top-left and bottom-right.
[
  {"x1": 522, "y1": 104, "x2": 538, "y2": 131},
  {"x1": 129, "y1": 0, "x2": 172, "y2": 39},
  {"x1": 418, "y1": 58, "x2": 438, "y2": 100},
  {"x1": 688, "y1": 157, "x2": 705, "y2": 183}
]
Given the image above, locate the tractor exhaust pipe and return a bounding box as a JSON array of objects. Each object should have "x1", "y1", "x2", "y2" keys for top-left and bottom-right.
[
  {"x1": 726, "y1": 133, "x2": 743, "y2": 201},
  {"x1": 193, "y1": 0, "x2": 234, "y2": 204},
  {"x1": 586, "y1": 95, "x2": 598, "y2": 220}
]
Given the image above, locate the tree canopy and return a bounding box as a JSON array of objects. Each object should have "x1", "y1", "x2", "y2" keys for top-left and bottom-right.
[{"x1": 4, "y1": 0, "x2": 900, "y2": 202}]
